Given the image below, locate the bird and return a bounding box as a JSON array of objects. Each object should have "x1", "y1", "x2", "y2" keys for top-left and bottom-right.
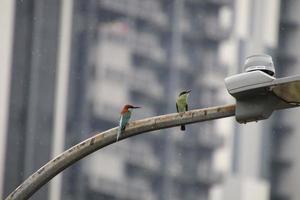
[
  {"x1": 176, "y1": 90, "x2": 191, "y2": 131},
  {"x1": 117, "y1": 104, "x2": 141, "y2": 141}
]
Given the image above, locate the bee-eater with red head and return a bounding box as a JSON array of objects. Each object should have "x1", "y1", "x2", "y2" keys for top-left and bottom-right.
[
  {"x1": 176, "y1": 90, "x2": 191, "y2": 131},
  {"x1": 117, "y1": 104, "x2": 141, "y2": 141}
]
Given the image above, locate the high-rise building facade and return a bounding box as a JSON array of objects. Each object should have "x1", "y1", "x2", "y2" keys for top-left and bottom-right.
[
  {"x1": 0, "y1": 0, "x2": 234, "y2": 200},
  {"x1": 1, "y1": 1, "x2": 63, "y2": 200},
  {"x1": 220, "y1": 0, "x2": 281, "y2": 200},
  {"x1": 84, "y1": 0, "x2": 233, "y2": 200},
  {"x1": 271, "y1": 0, "x2": 300, "y2": 200}
]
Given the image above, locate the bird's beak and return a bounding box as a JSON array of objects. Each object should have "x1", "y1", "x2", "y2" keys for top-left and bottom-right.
[
  {"x1": 187, "y1": 90, "x2": 191, "y2": 93},
  {"x1": 133, "y1": 106, "x2": 141, "y2": 109}
]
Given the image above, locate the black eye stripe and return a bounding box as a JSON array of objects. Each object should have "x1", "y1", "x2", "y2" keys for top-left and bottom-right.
[{"x1": 179, "y1": 91, "x2": 187, "y2": 96}]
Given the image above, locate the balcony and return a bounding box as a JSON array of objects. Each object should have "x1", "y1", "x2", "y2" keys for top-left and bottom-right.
[
  {"x1": 280, "y1": 16, "x2": 299, "y2": 29},
  {"x1": 280, "y1": 1, "x2": 300, "y2": 29},
  {"x1": 183, "y1": 20, "x2": 231, "y2": 42},
  {"x1": 198, "y1": 132, "x2": 223, "y2": 149},
  {"x1": 131, "y1": 32, "x2": 167, "y2": 63},
  {"x1": 123, "y1": 144, "x2": 221, "y2": 186},
  {"x1": 170, "y1": 167, "x2": 222, "y2": 186},
  {"x1": 198, "y1": 64, "x2": 228, "y2": 89},
  {"x1": 91, "y1": 66, "x2": 164, "y2": 108},
  {"x1": 205, "y1": 0, "x2": 234, "y2": 6},
  {"x1": 177, "y1": 132, "x2": 223, "y2": 151},
  {"x1": 203, "y1": 22, "x2": 231, "y2": 42},
  {"x1": 271, "y1": 153, "x2": 292, "y2": 169},
  {"x1": 186, "y1": 0, "x2": 233, "y2": 6},
  {"x1": 122, "y1": 142, "x2": 160, "y2": 171},
  {"x1": 197, "y1": 168, "x2": 222, "y2": 185},
  {"x1": 88, "y1": 176, "x2": 154, "y2": 200},
  {"x1": 272, "y1": 123, "x2": 293, "y2": 135},
  {"x1": 276, "y1": 49, "x2": 297, "y2": 65},
  {"x1": 129, "y1": 70, "x2": 164, "y2": 101},
  {"x1": 100, "y1": 27, "x2": 167, "y2": 64},
  {"x1": 92, "y1": 102, "x2": 121, "y2": 122},
  {"x1": 271, "y1": 191, "x2": 290, "y2": 200},
  {"x1": 99, "y1": 0, "x2": 167, "y2": 28}
]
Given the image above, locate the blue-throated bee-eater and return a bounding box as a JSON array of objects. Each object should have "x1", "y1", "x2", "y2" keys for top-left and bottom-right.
[
  {"x1": 176, "y1": 90, "x2": 191, "y2": 131},
  {"x1": 117, "y1": 104, "x2": 141, "y2": 141}
]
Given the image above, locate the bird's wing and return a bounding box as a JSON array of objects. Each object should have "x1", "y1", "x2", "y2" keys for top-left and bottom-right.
[
  {"x1": 117, "y1": 115, "x2": 123, "y2": 141},
  {"x1": 185, "y1": 104, "x2": 188, "y2": 111},
  {"x1": 121, "y1": 111, "x2": 131, "y2": 130},
  {"x1": 176, "y1": 103, "x2": 179, "y2": 112},
  {"x1": 119, "y1": 115, "x2": 124, "y2": 129}
]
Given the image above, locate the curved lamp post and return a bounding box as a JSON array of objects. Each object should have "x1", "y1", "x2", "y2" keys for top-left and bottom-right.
[{"x1": 5, "y1": 104, "x2": 236, "y2": 200}]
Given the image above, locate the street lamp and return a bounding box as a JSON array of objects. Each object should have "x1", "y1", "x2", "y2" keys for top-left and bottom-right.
[
  {"x1": 225, "y1": 54, "x2": 300, "y2": 123},
  {"x1": 5, "y1": 55, "x2": 300, "y2": 200}
]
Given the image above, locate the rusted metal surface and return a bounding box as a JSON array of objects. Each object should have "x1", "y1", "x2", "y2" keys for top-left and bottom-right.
[
  {"x1": 5, "y1": 104, "x2": 236, "y2": 200},
  {"x1": 272, "y1": 80, "x2": 300, "y2": 105}
]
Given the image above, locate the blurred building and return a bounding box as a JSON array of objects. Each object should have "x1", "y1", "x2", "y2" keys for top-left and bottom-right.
[
  {"x1": 219, "y1": 1, "x2": 300, "y2": 200},
  {"x1": 0, "y1": 0, "x2": 234, "y2": 200},
  {"x1": 1, "y1": 1, "x2": 63, "y2": 200},
  {"x1": 0, "y1": 0, "x2": 87, "y2": 200},
  {"x1": 0, "y1": 0, "x2": 15, "y2": 198},
  {"x1": 80, "y1": 0, "x2": 234, "y2": 200},
  {"x1": 271, "y1": 0, "x2": 300, "y2": 200},
  {"x1": 219, "y1": 0, "x2": 281, "y2": 200}
]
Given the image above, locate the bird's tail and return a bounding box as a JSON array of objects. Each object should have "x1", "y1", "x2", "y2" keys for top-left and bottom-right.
[{"x1": 180, "y1": 125, "x2": 186, "y2": 131}]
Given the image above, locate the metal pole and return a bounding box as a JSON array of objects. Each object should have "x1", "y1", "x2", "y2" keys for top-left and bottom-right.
[{"x1": 5, "y1": 104, "x2": 236, "y2": 200}]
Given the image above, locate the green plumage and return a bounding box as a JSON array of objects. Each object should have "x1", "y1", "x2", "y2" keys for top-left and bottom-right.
[
  {"x1": 176, "y1": 92, "x2": 189, "y2": 131},
  {"x1": 176, "y1": 94, "x2": 189, "y2": 112}
]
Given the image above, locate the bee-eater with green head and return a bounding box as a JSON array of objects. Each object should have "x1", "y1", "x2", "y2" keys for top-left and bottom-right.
[
  {"x1": 176, "y1": 90, "x2": 191, "y2": 131},
  {"x1": 117, "y1": 104, "x2": 141, "y2": 141}
]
